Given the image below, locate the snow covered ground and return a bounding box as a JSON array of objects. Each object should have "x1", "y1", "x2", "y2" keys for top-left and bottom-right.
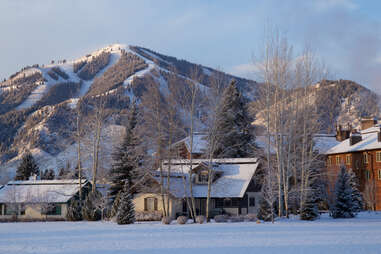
[{"x1": 1, "y1": 212, "x2": 381, "y2": 254}]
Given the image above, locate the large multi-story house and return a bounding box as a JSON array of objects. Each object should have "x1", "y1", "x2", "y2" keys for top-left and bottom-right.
[{"x1": 325, "y1": 118, "x2": 381, "y2": 210}]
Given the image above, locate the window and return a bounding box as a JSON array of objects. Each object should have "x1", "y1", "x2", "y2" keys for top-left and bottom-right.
[
  {"x1": 215, "y1": 198, "x2": 240, "y2": 208},
  {"x1": 327, "y1": 157, "x2": 331, "y2": 166},
  {"x1": 346, "y1": 155, "x2": 351, "y2": 165},
  {"x1": 364, "y1": 153, "x2": 369, "y2": 164},
  {"x1": 249, "y1": 197, "x2": 256, "y2": 207},
  {"x1": 20, "y1": 205, "x2": 25, "y2": 215},
  {"x1": 377, "y1": 152, "x2": 381, "y2": 162},
  {"x1": 46, "y1": 204, "x2": 61, "y2": 215},
  {"x1": 0, "y1": 204, "x2": 2, "y2": 215},
  {"x1": 182, "y1": 200, "x2": 187, "y2": 213},
  {"x1": 336, "y1": 156, "x2": 341, "y2": 165},
  {"x1": 198, "y1": 172, "x2": 209, "y2": 184},
  {"x1": 144, "y1": 197, "x2": 158, "y2": 211},
  {"x1": 215, "y1": 199, "x2": 224, "y2": 208},
  {"x1": 365, "y1": 170, "x2": 371, "y2": 180},
  {"x1": 5, "y1": 204, "x2": 17, "y2": 215},
  {"x1": 378, "y1": 169, "x2": 381, "y2": 180}
]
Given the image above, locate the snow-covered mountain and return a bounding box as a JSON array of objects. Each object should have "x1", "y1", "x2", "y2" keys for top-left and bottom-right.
[
  {"x1": 0, "y1": 44, "x2": 259, "y2": 180},
  {"x1": 0, "y1": 44, "x2": 379, "y2": 180}
]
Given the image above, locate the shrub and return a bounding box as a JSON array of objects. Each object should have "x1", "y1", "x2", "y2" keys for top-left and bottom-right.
[
  {"x1": 135, "y1": 211, "x2": 162, "y2": 221},
  {"x1": 245, "y1": 213, "x2": 257, "y2": 222},
  {"x1": 230, "y1": 216, "x2": 244, "y2": 223},
  {"x1": 196, "y1": 215, "x2": 205, "y2": 224},
  {"x1": 161, "y1": 216, "x2": 172, "y2": 225},
  {"x1": 214, "y1": 214, "x2": 228, "y2": 223},
  {"x1": 176, "y1": 216, "x2": 187, "y2": 225}
]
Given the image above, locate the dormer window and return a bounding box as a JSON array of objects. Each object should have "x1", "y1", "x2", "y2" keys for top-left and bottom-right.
[{"x1": 198, "y1": 171, "x2": 209, "y2": 184}]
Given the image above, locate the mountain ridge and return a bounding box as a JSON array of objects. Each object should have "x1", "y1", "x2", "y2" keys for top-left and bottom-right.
[{"x1": 0, "y1": 44, "x2": 379, "y2": 181}]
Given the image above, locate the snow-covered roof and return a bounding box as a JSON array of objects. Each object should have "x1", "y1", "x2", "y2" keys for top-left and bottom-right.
[
  {"x1": 172, "y1": 133, "x2": 208, "y2": 154},
  {"x1": 313, "y1": 134, "x2": 340, "y2": 154},
  {"x1": 154, "y1": 158, "x2": 259, "y2": 198},
  {"x1": 0, "y1": 179, "x2": 88, "y2": 203},
  {"x1": 325, "y1": 131, "x2": 381, "y2": 155},
  {"x1": 256, "y1": 134, "x2": 339, "y2": 155}
]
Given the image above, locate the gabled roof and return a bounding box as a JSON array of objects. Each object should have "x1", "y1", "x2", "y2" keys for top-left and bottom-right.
[
  {"x1": 153, "y1": 158, "x2": 260, "y2": 198},
  {"x1": 0, "y1": 179, "x2": 88, "y2": 203},
  {"x1": 172, "y1": 133, "x2": 208, "y2": 154}
]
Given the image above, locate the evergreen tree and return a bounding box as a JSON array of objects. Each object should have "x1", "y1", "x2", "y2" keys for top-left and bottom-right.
[
  {"x1": 300, "y1": 189, "x2": 319, "y2": 220},
  {"x1": 82, "y1": 191, "x2": 102, "y2": 221},
  {"x1": 348, "y1": 169, "x2": 363, "y2": 214},
  {"x1": 15, "y1": 151, "x2": 39, "y2": 180},
  {"x1": 211, "y1": 79, "x2": 256, "y2": 158},
  {"x1": 117, "y1": 181, "x2": 135, "y2": 225},
  {"x1": 257, "y1": 198, "x2": 275, "y2": 222},
  {"x1": 109, "y1": 101, "x2": 140, "y2": 208},
  {"x1": 66, "y1": 200, "x2": 83, "y2": 221},
  {"x1": 41, "y1": 169, "x2": 55, "y2": 180},
  {"x1": 331, "y1": 166, "x2": 354, "y2": 218}
]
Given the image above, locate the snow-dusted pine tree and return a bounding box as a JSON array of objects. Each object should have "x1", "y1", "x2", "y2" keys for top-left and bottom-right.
[
  {"x1": 109, "y1": 101, "x2": 140, "y2": 216},
  {"x1": 348, "y1": 169, "x2": 363, "y2": 214},
  {"x1": 257, "y1": 198, "x2": 274, "y2": 222},
  {"x1": 331, "y1": 166, "x2": 354, "y2": 218},
  {"x1": 66, "y1": 200, "x2": 83, "y2": 221},
  {"x1": 300, "y1": 189, "x2": 319, "y2": 221},
  {"x1": 82, "y1": 191, "x2": 102, "y2": 221},
  {"x1": 15, "y1": 151, "x2": 39, "y2": 180},
  {"x1": 211, "y1": 79, "x2": 256, "y2": 158},
  {"x1": 117, "y1": 181, "x2": 135, "y2": 225}
]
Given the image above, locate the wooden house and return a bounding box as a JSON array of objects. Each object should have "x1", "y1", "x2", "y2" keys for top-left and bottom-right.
[
  {"x1": 133, "y1": 158, "x2": 261, "y2": 219},
  {"x1": 0, "y1": 179, "x2": 89, "y2": 221}
]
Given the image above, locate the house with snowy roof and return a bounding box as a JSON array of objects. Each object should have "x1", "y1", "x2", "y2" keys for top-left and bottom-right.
[
  {"x1": 0, "y1": 179, "x2": 89, "y2": 221},
  {"x1": 171, "y1": 132, "x2": 208, "y2": 159},
  {"x1": 325, "y1": 118, "x2": 381, "y2": 210},
  {"x1": 133, "y1": 158, "x2": 261, "y2": 219}
]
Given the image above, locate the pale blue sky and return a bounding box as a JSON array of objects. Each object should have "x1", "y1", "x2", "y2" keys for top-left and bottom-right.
[{"x1": 1, "y1": 0, "x2": 380, "y2": 91}]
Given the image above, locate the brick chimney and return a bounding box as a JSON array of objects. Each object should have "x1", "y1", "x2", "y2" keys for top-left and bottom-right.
[
  {"x1": 336, "y1": 123, "x2": 351, "y2": 141},
  {"x1": 350, "y1": 131, "x2": 362, "y2": 146},
  {"x1": 361, "y1": 117, "x2": 377, "y2": 131}
]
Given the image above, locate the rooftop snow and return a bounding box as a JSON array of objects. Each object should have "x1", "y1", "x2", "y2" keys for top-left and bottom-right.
[
  {"x1": 325, "y1": 131, "x2": 381, "y2": 155},
  {"x1": 154, "y1": 159, "x2": 259, "y2": 198},
  {"x1": 171, "y1": 133, "x2": 208, "y2": 154},
  {"x1": 0, "y1": 179, "x2": 88, "y2": 203}
]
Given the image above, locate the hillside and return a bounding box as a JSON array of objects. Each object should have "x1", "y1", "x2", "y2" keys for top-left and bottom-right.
[
  {"x1": 253, "y1": 79, "x2": 381, "y2": 133},
  {"x1": 0, "y1": 44, "x2": 379, "y2": 180},
  {"x1": 0, "y1": 44, "x2": 260, "y2": 180}
]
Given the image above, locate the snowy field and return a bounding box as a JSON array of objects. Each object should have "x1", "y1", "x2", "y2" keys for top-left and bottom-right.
[{"x1": 1, "y1": 212, "x2": 381, "y2": 254}]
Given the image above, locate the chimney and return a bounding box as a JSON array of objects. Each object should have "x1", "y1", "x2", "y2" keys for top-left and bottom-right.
[
  {"x1": 361, "y1": 117, "x2": 377, "y2": 131},
  {"x1": 350, "y1": 131, "x2": 362, "y2": 146},
  {"x1": 336, "y1": 123, "x2": 352, "y2": 142}
]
